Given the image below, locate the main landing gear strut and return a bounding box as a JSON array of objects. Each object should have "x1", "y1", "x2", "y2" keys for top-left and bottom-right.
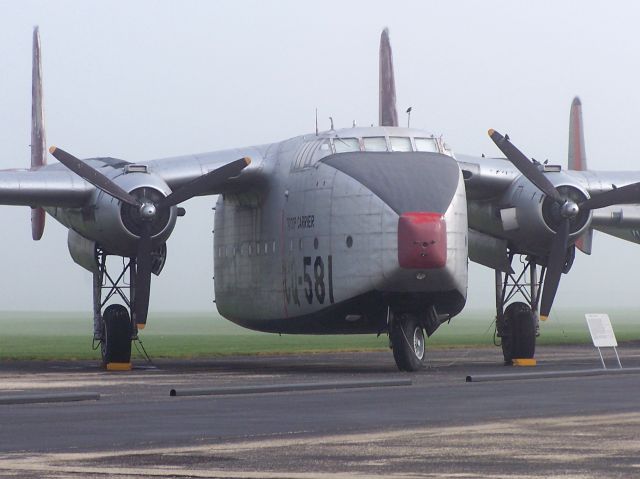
[
  {"x1": 93, "y1": 249, "x2": 134, "y2": 369},
  {"x1": 494, "y1": 254, "x2": 542, "y2": 364},
  {"x1": 92, "y1": 246, "x2": 165, "y2": 370}
]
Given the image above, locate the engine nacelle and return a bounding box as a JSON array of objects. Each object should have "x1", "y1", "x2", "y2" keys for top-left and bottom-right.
[
  {"x1": 499, "y1": 171, "x2": 592, "y2": 256},
  {"x1": 68, "y1": 229, "x2": 99, "y2": 273},
  {"x1": 50, "y1": 168, "x2": 178, "y2": 257}
]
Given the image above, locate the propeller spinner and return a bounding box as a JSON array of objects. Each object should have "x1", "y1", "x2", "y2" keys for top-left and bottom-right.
[{"x1": 49, "y1": 146, "x2": 250, "y2": 327}]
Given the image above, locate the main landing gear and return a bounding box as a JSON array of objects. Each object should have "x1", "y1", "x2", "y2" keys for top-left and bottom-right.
[
  {"x1": 101, "y1": 303, "x2": 132, "y2": 367},
  {"x1": 494, "y1": 254, "x2": 542, "y2": 365},
  {"x1": 92, "y1": 246, "x2": 165, "y2": 370}
]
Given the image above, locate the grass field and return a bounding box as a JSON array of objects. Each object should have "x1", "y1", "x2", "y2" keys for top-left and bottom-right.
[{"x1": 0, "y1": 309, "x2": 638, "y2": 360}]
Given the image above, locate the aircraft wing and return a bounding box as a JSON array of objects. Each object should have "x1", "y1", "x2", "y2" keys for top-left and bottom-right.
[
  {"x1": 591, "y1": 204, "x2": 640, "y2": 243},
  {"x1": 0, "y1": 164, "x2": 93, "y2": 207},
  {"x1": 569, "y1": 170, "x2": 640, "y2": 245},
  {"x1": 0, "y1": 145, "x2": 267, "y2": 209},
  {"x1": 144, "y1": 145, "x2": 269, "y2": 194},
  {"x1": 457, "y1": 154, "x2": 520, "y2": 200},
  {"x1": 460, "y1": 153, "x2": 640, "y2": 246}
]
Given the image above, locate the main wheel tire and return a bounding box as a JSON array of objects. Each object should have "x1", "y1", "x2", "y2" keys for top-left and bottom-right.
[
  {"x1": 501, "y1": 301, "x2": 536, "y2": 364},
  {"x1": 102, "y1": 304, "x2": 132, "y2": 366},
  {"x1": 390, "y1": 314, "x2": 426, "y2": 372}
]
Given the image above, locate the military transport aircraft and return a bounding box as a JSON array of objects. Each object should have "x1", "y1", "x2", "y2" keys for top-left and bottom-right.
[{"x1": 3, "y1": 27, "x2": 640, "y2": 371}]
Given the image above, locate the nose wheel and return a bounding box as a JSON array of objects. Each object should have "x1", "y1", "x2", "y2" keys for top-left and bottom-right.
[{"x1": 390, "y1": 313, "x2": 426, "y2": 371}]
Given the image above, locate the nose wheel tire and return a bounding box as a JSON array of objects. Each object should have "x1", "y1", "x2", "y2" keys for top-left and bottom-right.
[
  {"x1": 101, "y1": 303, "x2": 132, "y2": 368},
  {"x1": 500, "y1": 301, "x2": 536, "y2": 365},
  {"x1": 390, "y1": 314, "x2": 426, "y2": 372}
]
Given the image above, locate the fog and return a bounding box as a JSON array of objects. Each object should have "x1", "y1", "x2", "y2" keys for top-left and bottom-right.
[{"x1": 0, "y1": 0, "x2": 639, "y2": 314}]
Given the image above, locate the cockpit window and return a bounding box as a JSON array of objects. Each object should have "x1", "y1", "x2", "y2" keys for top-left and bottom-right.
[
  {"x1": 390, "y1": 136, "x2": 412, "y2": 152},
  {"x1": 293, "y1": 141, "x2": 314, "y2": 169},
  {"x1": 293, "y1": 139, "x2": 333, "y2": 170},
  {"x1": 303, "y1": 140, "x2": 331, "y2": 167},
  {"x1": 363, "y1": 137, "x2": 388, "y2": 152},
  {"x1": 333, "y1": 137, "x2": 360, "y2": 153},
  {"x1": 415, "y1": 137, "x2": 438, "y2": 153}
]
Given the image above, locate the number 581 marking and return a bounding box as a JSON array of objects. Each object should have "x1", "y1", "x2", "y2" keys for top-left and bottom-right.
[{"x1": 303, "y1": 255, "x2": 334, "y2": 305}]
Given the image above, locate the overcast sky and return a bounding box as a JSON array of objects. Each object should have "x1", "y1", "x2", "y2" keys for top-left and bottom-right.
[{"x1": 0, "y1": 0, "x2": 639, "y2": 316}]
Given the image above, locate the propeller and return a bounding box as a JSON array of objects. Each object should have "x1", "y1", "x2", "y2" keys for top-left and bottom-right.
[
  {"x1": 135, "y1": 222, "x2": 153, "y2": 327},
  {"x1": 49, "y1": 146, "x2": 250, "y2": 327},
  {"x1": 49, "y1": 147, "x2": 140, "y2": 206},
  {"x1": 488, "y1": 129, "x2": 640, "y2": 319}
]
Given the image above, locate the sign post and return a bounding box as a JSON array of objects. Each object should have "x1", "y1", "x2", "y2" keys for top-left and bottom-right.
[{"x1": 585, "y1": 313, "x2": 622, "y2": 369}]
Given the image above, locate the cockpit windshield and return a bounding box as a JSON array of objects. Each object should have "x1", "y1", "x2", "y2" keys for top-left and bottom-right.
[
  {"x1": 333, "y1": 137, "x2": 360, "y2": 153},
  {"x1": 389, "y1": 136, "x2": 412, "y2": 152},
  {"x1": 291, "y1": 133, "x2": 446, "y2": 172},
  {"x1": 363, "y1": 137, "x2": 387, "y2": 152},
  {"x1": 415, "y1": 137, "x2": 438, "y2": 152}
]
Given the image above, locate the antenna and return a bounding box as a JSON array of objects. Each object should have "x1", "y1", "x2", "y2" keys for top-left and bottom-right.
[
  {"x1": 315, "y1": 108, "x2": 318, "y2": 135},
  {"x1": 406, "y1": 107, "x2": 412, "y2": 128},
  {"x1": 329, "y1": 116, "x2": 334, "y2": 130},
  {"x1": 352, "y1": 120, "x2": 357, "y2": 128}
]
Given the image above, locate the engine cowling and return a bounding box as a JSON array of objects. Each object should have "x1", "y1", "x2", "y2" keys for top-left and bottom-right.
[
  {"x1": 500, "y1": 172, "x2": 592, "y2": 256},
  {"x1": 51, "y1": 169, "x2": 178, "y2": 257}
]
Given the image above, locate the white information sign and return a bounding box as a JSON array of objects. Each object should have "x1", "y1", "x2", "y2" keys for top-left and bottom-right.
[{"x1": 585, "y1": 314, "x2": 618, "y2": 348}]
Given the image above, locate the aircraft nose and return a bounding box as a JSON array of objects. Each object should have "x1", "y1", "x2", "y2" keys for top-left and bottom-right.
[
  {"x1": 398, "y1": 212, "x2": 447, "y2": 269},
  {"x1": 321, "y1": 151, "x2": 460, "y2": 215},
  {"x1": 322, "y1": 151, "x2": 460, "y2": 270}
]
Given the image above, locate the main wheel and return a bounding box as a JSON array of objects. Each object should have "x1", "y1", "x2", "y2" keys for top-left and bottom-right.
[
  {"x1": 500, "y1": 301, "x2": 536, "y2": 364},
  {"x1": 390, "y1": 314, "x2": 426, "y2": 372},
  {"x1": 101, "y1": 304, "x2": 132, "y2": 367}
]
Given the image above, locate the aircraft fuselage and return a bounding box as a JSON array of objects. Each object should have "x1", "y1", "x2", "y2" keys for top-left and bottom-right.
[{"x1": 213, "y1": 127, "x2": 468, "y2": 334}]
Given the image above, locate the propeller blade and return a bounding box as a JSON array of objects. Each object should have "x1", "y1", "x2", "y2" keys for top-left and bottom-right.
[
  {"x1": 158, "y1": 157, "x2": 250, "y2": 209},
  {"x1": 134, "y1": 222, "x2": 153, "y2": 328},
  {"x1": 540, "y1": 218, "x2": 570, "y2": 320},
  {"x1": 488, "y1": 129, "x2": 563, "y2": 203},
  {"x1": 579, "y1": 181, "x2": 640, "y2": 211},
  {"x1": 49, "y1": 146, "x2": 140, "y2": 207}
]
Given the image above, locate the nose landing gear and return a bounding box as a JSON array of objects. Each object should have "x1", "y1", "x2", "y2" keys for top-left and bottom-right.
[{"x1": 390, "y1": 313, "x2": 426, "y2": 371}]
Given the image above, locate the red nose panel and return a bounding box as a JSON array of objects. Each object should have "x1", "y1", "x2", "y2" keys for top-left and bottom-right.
[{"x1": 398, "y1": 212, "x2": 447, "y2": 269}]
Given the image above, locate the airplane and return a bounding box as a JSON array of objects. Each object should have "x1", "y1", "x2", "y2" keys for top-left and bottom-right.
[{"x1": 3, "y1": 27, "x2": 640, "y2": 372}]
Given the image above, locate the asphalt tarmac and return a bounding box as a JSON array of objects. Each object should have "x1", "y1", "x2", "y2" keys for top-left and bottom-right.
[{"x1": 0, "y1": 343, "x2": 639, "y2": 478}]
